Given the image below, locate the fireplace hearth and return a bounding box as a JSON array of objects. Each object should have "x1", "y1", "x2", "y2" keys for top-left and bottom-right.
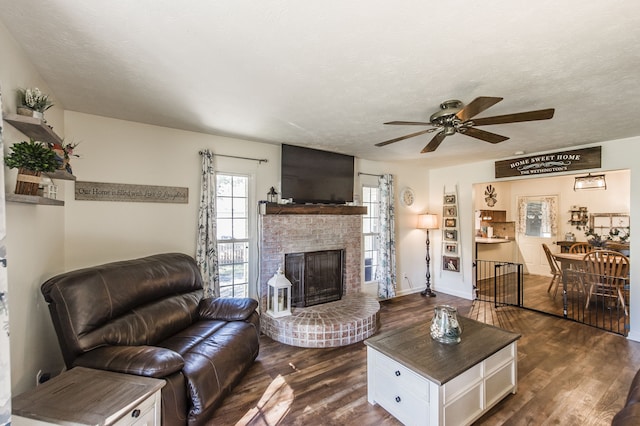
[{"x1": 285, "y1": 249, "x2": 344, "y2": 307}]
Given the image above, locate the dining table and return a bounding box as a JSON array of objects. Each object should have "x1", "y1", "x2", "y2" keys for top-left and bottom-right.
[
  {"x1": 553, "y1": 252, "x2": 586, "y2": 271},
  {"x1": 553, "y1": 251, "x2": 629, "y2": 316}
]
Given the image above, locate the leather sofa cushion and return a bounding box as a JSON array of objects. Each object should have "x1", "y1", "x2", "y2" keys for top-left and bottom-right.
[
  {"x1": 89, "y1": 292, "x2": 201, "y2": 348},
  {"x1": 199, "y1": 297, "x2": 259, "y2": 321},
  {"x1": 176, "y1": 321, "x2": 260, "y2": 424},
  {"x1": 73, "y1": 345, "x2": 185, "y2": 378}
]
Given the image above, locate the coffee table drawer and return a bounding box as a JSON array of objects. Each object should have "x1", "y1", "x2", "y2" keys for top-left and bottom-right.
[
  {"x1": 374, "y1": 376, "x2": 429, "y2": 426},
  {"x1": 372, "y1": 350, "x2": 429, "y2": 400},
  {"x1": 485, "y1": 344, "x2": 515, "y2": 374}
]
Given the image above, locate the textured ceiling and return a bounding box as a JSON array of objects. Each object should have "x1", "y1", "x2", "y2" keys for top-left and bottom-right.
[{"x1": 1, "y1": 1, "x2": 639, "y2": 167}]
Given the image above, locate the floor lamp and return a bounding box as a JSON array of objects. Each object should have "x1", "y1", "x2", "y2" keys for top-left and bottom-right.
[{"x1": 417, "y1": 213, "x2": 439, "y2": 297}]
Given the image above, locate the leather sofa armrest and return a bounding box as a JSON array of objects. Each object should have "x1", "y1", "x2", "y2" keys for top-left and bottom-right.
[
  {"x1": 198, "y1": 297, "x2": 258, "y2": 321},
  {"x1": 72, "y1": 345, "x2": 184, "y2": 378}
]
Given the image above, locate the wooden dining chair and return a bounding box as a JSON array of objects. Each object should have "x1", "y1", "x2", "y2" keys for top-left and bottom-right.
[
  {"x1": 582, "y1": 250, "x2": 630, "y2": 315},
  {"x1": 569, "y1": 242, "x2": 592, "y2": 254},
  {"x1": 542, "y1": 243, "x2": 563, "y2": 297}
]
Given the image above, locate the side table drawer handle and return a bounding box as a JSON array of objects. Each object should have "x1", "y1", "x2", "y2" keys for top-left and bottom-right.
[
  {"x1": 394, "y1": 370, "x2": 401, "y2": 377},
  {"x1": 395, "y1": 396, "x2": 401, "y2": 403},
  {"x1": 131, "y1": 409, "x2": 141, "y2": 418}
]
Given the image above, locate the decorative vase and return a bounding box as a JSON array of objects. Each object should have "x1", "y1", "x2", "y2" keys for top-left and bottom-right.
[
  {"x1": 430, "y1": 305, "x2": 463, "y2": 344},
  {"x1": 15, "y1": 168, "x2": 42, "y2": 195},
  {"x1": 17, "y1": 107, "x2": 44, "y2": 120}
]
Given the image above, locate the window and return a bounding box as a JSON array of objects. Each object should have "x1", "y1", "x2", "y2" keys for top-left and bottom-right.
[
  {"x1": 216, "y1": 174, "x2": 249, "y2": 297},
  {"x1": 518, "y1": 195, "x2": 558, "y2": 238},
  {"x1": 362, "y1": 186, "x2": 379, "y2": 282}
]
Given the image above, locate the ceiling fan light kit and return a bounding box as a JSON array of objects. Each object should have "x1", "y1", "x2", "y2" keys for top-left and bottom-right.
[{"x1": 376, "y1": 97, "x2": 555, "y2": 153}]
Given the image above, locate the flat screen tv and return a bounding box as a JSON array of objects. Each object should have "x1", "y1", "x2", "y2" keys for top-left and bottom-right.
[{"x1": 281, "y1": 144, "x2": 354, "y2": 204}]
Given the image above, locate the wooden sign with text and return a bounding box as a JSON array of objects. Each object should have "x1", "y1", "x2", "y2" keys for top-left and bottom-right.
[
  {"x1": 495, "y1": 146, "x2": 601, "y2": 178},
  {"x1": 75, "y1": 181, "x2": 189, "y2": 203}
]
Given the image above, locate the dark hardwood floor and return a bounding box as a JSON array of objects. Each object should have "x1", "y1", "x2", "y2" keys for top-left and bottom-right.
[{"x1": 210, "y1": 291, "x2": 640, "y2": 425}]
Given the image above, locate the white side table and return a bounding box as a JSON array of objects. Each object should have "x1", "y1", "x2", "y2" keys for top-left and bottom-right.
[{"x1": 12, "y1": 367, "x2": 165, "y2": 426}]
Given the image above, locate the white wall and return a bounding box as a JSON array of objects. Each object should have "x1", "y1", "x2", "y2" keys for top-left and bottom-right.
[
  {"x1": 0, "y1": 19, "x2": 68, "y2": 395},
  {"x1": 63, "y1": 112, "x2": 281, "y2": 271}
]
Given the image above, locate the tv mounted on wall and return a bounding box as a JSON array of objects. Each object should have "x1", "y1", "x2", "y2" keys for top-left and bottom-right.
[{"x1": 281, "y1": 144, "x2": 354, "y2": 204}]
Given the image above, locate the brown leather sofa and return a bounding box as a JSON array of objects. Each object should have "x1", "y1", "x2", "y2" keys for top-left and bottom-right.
[
  {"x1": 612, "y1": 368, "x2": 640, "y2": 425},
  {"x1": 41, "y1": 253, "x2": 260, "y2": 426}
]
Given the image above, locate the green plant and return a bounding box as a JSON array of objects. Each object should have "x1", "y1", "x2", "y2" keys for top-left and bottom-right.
[
  {"x1": 584, "y1": 227, "x2": 631, "y2": 246},
  {"x1": 5, "y1": 139, "x2": 58, "y2": 172},
  {"x1": 18, "y1": 87, "x2": 54, "y2": 112}
]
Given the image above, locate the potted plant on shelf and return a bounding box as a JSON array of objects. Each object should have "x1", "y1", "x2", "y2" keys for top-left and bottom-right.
[
  {"x1": 49, "y1": 141, "x2": 80, "y2": 174},
  {"x1": 16, "y1": 87, "x2": 54, "y2": 120},
  {"x1": 4, "y1": 139, "x2": 58, "y2": 195}
]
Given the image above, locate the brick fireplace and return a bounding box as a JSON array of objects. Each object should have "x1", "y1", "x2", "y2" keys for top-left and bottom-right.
[
  {"x1": 259, "y1": 204, "x2": 379, "y2": 347},
  {"x1": 259, "y1": 204, "x2": 365, "y2": 309}
]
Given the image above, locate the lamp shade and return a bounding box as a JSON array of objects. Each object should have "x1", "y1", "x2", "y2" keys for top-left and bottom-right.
[{"x1": 417, "y1": 213, "x2": 439, "y2": 230}]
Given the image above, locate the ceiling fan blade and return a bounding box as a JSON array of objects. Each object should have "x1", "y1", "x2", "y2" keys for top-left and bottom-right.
[
  {"x1": 421, "y1": 131, "x2": 447, "y2": 153},
  {"x1": 462, "y1": 127, "x2": 509, "y2": 144},
  {"x1": 456, "y1": 96, "x2": 503, "y2": 121},
  {"x1": 471, "y1": 108, "x2": 555, "y2": 126},
  {"x1": 384, "y1": 121, "x2": 433, "y2": 126},
  {"x1": 375, "y1": 129, "x2": 435, "y2": 147}
]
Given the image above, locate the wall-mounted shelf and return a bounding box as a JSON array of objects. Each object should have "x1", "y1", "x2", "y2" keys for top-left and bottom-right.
[
  {"x1": 6, "y1": 193, "x2": 64, "y2": 206},
  {"x1": 3, "y1": 113, "x2": 75, "y2": 206},
  {"x1": 2, "y1": 113, "x2": 63, "y2": 145},
  {"x1": 43, "y1": 169, "x2": 76, "y2": 181},
  {"x1": 568, "y1": 206, "x2": 588, "y2": 229},
  {"x1": 263, "y1": 204, "x2": 367, "y2": 215}
]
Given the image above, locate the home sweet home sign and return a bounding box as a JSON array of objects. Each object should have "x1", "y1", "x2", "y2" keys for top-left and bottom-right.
[
  {"x1": 75, "y1": 181, "x2": 188, "y2": 203},
  {"x1": 494, "y1": 146, "x2": 601, "y2": 179}
]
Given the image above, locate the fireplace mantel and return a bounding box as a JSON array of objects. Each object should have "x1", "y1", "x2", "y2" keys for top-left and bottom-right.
[{"x1": 264, "y1": 204, "x2": 367, "y2": 215}]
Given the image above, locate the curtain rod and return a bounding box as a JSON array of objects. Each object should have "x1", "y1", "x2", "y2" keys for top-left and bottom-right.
[
  {"x1": 358, "y1": 172, "x2": 384, "y2": 177},
  {"x1": 199, "y1": 150, "x2": 268, "y2": 164}
]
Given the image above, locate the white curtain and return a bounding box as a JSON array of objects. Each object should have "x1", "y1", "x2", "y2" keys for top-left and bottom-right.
[
  {"x1": 196, "y1": 150, "x2": 219, "y2": 298},
  {"x1": 376, "y1": 174, "x2": 397, "y2": 299},
  {"x1": 541, "y1": 196, "x2": 558, "y2": 236}
]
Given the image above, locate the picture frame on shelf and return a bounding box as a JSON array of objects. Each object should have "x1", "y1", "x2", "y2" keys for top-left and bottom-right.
[
  {"x1": 444, "y1": 243, "x2": 458, "y2": 255},
  {"x1": 443, "y1": 256, "x2": 460, "y2": 272},
  {"x1": 444, "y1": 218, "x2": 456, "y2": 228},
  {"x1": 444, "y1": 194, "x2": 456, "y2": 204},
  {"x1": 444, "y1": 229, "x2": 457, "y2": 241},
  {"x1": 443, "y1": 205, "x2": 457, "y2": 217}
]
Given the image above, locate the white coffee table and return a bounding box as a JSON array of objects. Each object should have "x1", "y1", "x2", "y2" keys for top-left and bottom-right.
[{"x1": 365, "y1": 316, "x2": 520, "y2": 426}]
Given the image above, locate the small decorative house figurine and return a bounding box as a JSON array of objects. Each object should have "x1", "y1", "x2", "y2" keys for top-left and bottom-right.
[
  {"x1": 267, "y1": 266, "x2": 292, "y2": 317},
  {"x1": 267, "y1": 186, "x2": 278, "y2": 203}
]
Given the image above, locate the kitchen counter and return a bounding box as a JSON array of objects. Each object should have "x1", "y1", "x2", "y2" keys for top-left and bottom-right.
[
  {"x1": 475, "y1": 237, "x2": 513, "y2": 244},
  {"x1": 476, "y1": 237, "x2": 516, "y2": 262}
]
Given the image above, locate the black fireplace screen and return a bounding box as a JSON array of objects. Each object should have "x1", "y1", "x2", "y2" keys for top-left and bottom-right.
[{"x1": 285, "y1": 249, "x2": 344, "y2": 307}]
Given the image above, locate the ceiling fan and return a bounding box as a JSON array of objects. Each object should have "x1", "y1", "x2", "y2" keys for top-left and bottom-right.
[{"x1": 376, "y1": 97, "x2": 555, "y2": 153}]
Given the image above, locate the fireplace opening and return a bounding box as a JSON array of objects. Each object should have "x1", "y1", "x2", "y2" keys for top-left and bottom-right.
[{"x1": 285, "y1": 249, "x2": 344, "y2": 307}]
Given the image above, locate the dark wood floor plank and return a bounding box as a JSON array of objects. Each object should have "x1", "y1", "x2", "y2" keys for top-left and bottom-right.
[{"x1": 210, "y1": 289, "x2": 640, "y2": 425}]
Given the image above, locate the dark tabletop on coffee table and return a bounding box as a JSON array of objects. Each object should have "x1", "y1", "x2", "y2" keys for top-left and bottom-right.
[{"x1": 364, "y1": 316, "x2": 521, "y2": 385}]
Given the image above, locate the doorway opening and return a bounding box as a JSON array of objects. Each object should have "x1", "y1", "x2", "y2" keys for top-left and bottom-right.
[{"x1": 473, "y1": 169, "x2": 631, "y2": 335}]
